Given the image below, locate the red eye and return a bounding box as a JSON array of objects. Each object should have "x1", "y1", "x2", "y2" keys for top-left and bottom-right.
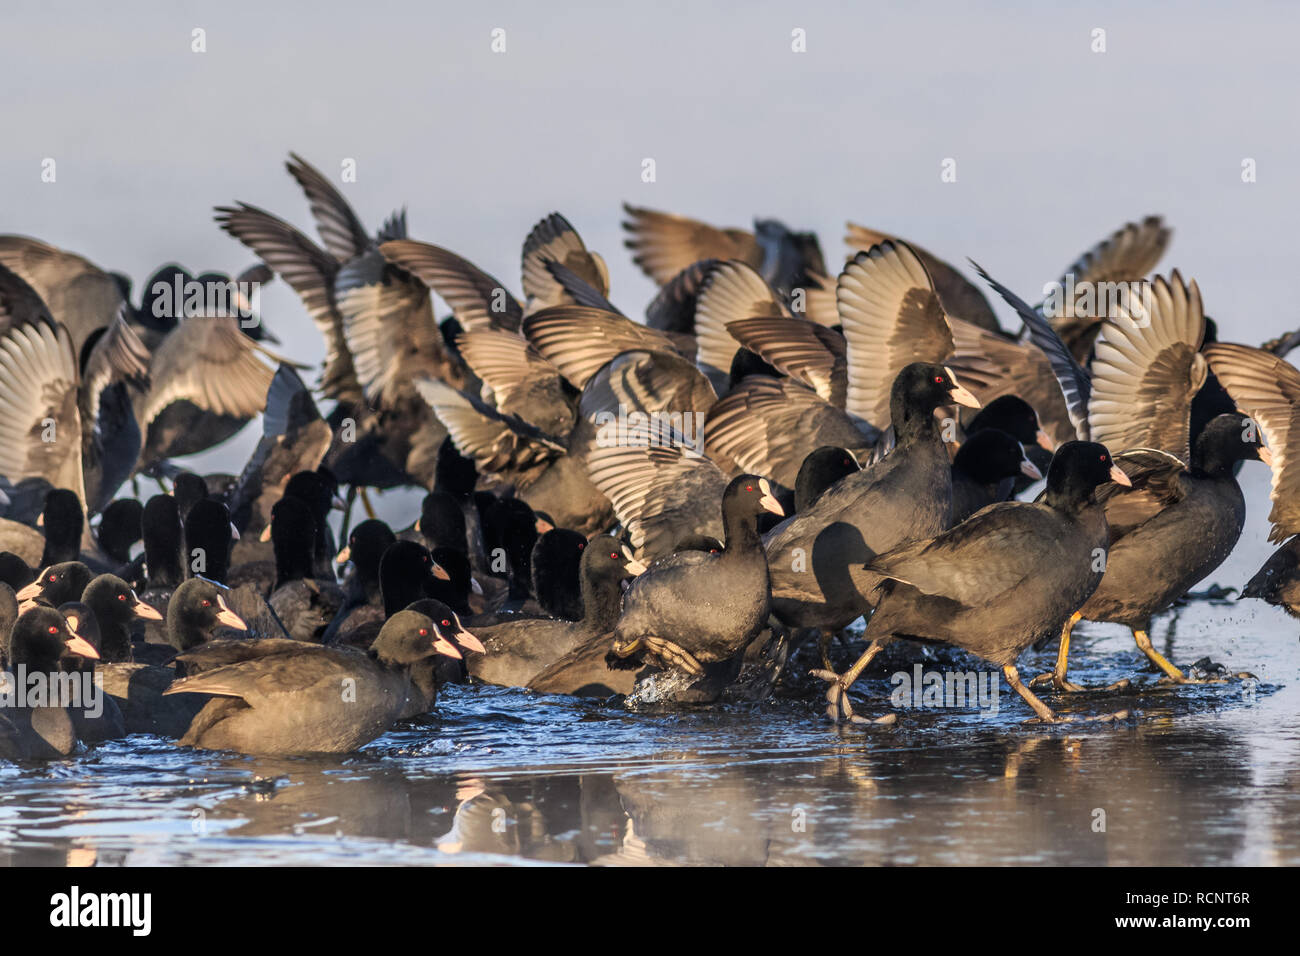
[
  {"x1": 440, "y1": 619, "x2": 451, "y2": 627},
  {"x1": 48, "y1": 625, "x2": 58, "y2": 634},
  {"x1": 418, "y1": 628, "x2": 428, "y2": 637},
  {"x1": 1100, "y1": 454, "x2": 1107, "y2": 462},
  {"x1": 934, "y1": 376, "x2": 943, "y2": 384},
  {"x1": 746, "y1": 485, "x2": 753, "y2": 492},
  {"x1": 48, "y1": 575, "x2": 55, "y2": 582},
  {"x1": 202, "y1": 599, "x2": 211, "y2": 607},
  {"x1": 118, "y1": 594, "x2": 126, "y2": 601},
  {"x1": 610, "y1": 552, "x2": 619, "y2": 560}
]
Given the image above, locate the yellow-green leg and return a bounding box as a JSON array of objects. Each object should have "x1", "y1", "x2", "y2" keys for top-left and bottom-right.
[
  {"x1": 1030, "y1": 612, "x2": 1084, "y2": 692},
  {"x1": 1004, "y1": 664, "x2": 1060, "y2": 723},
  {"x1": 812, "y1": 640, "x2": 886, "y2": 723},
  {"x1": 1133, "y1": 629, "x2": 1187, "y2": 682}
]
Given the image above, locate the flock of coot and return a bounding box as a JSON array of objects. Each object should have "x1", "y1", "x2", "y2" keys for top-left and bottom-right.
[{"x1": 1, "y1": 154, "x2": 1297, "y2": 758}]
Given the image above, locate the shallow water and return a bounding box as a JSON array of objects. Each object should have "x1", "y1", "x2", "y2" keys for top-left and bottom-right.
[
  {"x1": 3, "y1": 469, "x2": 1299, "y2": 867},
  {"x1": 2, "y1": 597, "x2": 1297, "y2": 866}
]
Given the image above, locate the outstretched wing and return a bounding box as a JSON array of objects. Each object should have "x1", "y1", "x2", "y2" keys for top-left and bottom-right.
[
  {"x1": 136, "y1": 316, "x2": 276, "y2": 427},
  {"x1": 585, "y1": 440, "x2": 728, "y2": 558},
  {"x1": 521, "y1": 212, "x2": 609, "y2": 309},
  {"x1": 0, "y1": 235, "x2": 123, "y2": 351},
  {"x1": 838, "y1": 241, "x2": 952, "y2": 427},
  {"x1": 1204, "y1": 342, "x2": 1300, "y2": 542},
  {"x1": 844, "y1": 223, "x2": 1000, "y2": 332},
  {"x1": 214, "y1": 202, "x2": 360, "y2": 402},
  {"x1": 0, "y1": 317, "x2": 85, "y2": 499},
  {"x1": 522, "y1": 306, "x2": 679, "y2": 390},
  {"x1": 693, "y1": 260, "x2": 787, "y2": 380},
  {"x1": 1092, "y1": 448, "x2": 1188, "y2": 543},
  {"x1": 1088, "y1": 272, "x2": 1205, "y2": 461},
  {"x1": 1050, "y1": 216, "x2": 1171, "y2": 362},
  {"x1": 285, "y1": 153, "x2": 372, "y2": 262},
  {"x1": 622, "y1": 203, "x2": 761, "y2": 285},
  {"x1": 973, "y1": 259, "x2": 1092, "y2": 441}
]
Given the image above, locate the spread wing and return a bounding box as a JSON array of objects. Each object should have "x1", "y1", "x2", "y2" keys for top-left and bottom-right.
[
  {"x1": 693, "y1": 260, "x2": 787, "y2": 380},
  {"x1": 0, "y1": 235, "x2": 123, "y2": 351},
  {"x1": 579, "y1": 349, "x2": 717, "y2": 426},
  {"x1": 136, "y1": 316, "x2": 275, "y2": 426},
  {"x1": 946, "y1": 316, "x2": 1075, "y2": 446},
  {"x1": 0, "y1": 317, "x2": 85, "y2": 499},
  {"x1": 844, "y1": 223, "x2": 1000, "y2": 332},
  {"x1": 456, "y1": 329, "x2": 574, "y2": 437},
  {"x1": 521, "y1": 212, "x2": 609, "y2": 309},
  {"x1": 378, "y1": 238, "x2": 522, "y2": 334},
  {"x1": 1204, "y1": 342, "x2": 1300, "y2": 542},
  {"x1": 622, "y1": 203, "x2": 761, "y2": 285},
  {"x1": 838, "y1": 241, "x2": 952, "y2": 427},
  {"x1": 644, "y1": 259, "x2": 720, "y2": 333},
  {"x1": 725, "y1": 316, "x2": 847, "y2": 406},
  {"x1": 585, "y1": 440, "x2": 728, "y2": 558},
  {"x1": 415, "y1": 377, "x2": 565, "y2": 474},
  {"x1": 1092, "y1": 448, "x2": 1188, "y2": 543},
  {"x1": 214, "y1": 202, "x2": 360, "y2": 402},
  {"x1": 1050, "y1": 216, "x2": 1172, "y2": 362},
  {"x1": 1088, "y1": 272, "x2": 1206, "y2": 460},
  {"x1": 285, "y1": 153, "x2": 372, "y2": 262},
  {"x1": 521, "y1": 306, "x2": 680, "y2": 390},
  {"x1": 973, "y1": 259, "x2": 1092, "y2": 440},
  {"x1": 336, "y1": 247, "x2": 451, "y2": 405},
  {"x1": 705, "y1": 376, "x2": 875, "y2": 487},
  {"x1": 80, "y1": 310, "x2": 150, "y2": 439}
]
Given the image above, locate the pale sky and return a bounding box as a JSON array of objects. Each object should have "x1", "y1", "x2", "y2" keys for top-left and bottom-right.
[{"x1": 2, "y1": 0, "x2": 1295, "y2": 538}]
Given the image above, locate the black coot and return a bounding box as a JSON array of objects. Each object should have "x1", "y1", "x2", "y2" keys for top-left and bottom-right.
[
  {"x1": 164, "y1": 609, "x2": 463, "y2": 754},
  {"x1": 815, "y1": 441, "x2": 1128, "y2": 724},
  {"x1": 608, "y1": 476, "x2": 783, "y2": 675}
]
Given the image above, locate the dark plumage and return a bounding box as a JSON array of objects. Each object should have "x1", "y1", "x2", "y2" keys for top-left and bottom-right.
[
  {"x1": 415, "y1": 490, "x2": 467, "y2": 551},
  {"x1": 950, "y1": 428, "x2": 1041, "y2": 524},
  {"x1": 142, "y1": 494, "x2": 183, "y2": 590},
  {"x1": 264, "y1": 496, "x2": 341, "y2": 642},
  {"x1": 1043, "y1": 413, "x2": 1269, "y2": 688},
  {"x1": 480, "y1": 496, "x2": 540, "y2": 607},
  {"x1": 467, "y1": 535, "x2": 643, "y2": 689},
  {"x1": 320, "y1": 519, "x2": 397, "y2": 645},
  {"x1": 17, "y1": 561, "x2": 93, "y2": 608},
  {"x1": 608, "y1": 476, "x2": 784, "y2": 674},
  {"x1": 764, "y1": 363, "x2": 982, "y2": 630},
  {"x1": 57, "y1": 601, "x2": 127, "y2": 743},
  {"x1": 530, "y1": 528, "x2": 587, "y2": 620},
  {"x1": 816, "y1": 441, "x2": 1129, "y2": 724},
  {"x1": 0, "y1": 553, "x2": 34, "y2": 592},
  {"x1": 164, "y1": 577, "x2": 249, "y2": 651},
  {"x1": 965, "y1": 393, "x2": 1055, "y2": 492},
  {"x1": 1242, "y1": 536, "x2": 1300, "y2": 617},
  {"x1": 793, "y1": 446, "x2": 860, "y2": 513},
  {"x1": 325, "y1": 540, "x2": 443, "y2": 649},
  {"x1": 81, "y1": 573, "x2": 163, "y2": 662},
  {"x1": 183, "y1": 497, "x2": 236, "y2": 583},
  {"x1": 401, "y1": 598, "x2": 483, "y2": 714},
  {"x1": 164, "y1": 609, "x2": 463, "y2": 754},
  {"x1": 0, "y1": 606, "x2": 101, "y2": 759},
  {"x1": 95, "y1": 498, "x2": 143, "y2": 565},
  {"x1": 38, "y1": 489, "x2": 84, "y2": 568}
]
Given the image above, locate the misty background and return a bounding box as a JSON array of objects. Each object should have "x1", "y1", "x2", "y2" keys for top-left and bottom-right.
[{"x1": 2, "y1": 0, "x2": 1294, "y2": 582}]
